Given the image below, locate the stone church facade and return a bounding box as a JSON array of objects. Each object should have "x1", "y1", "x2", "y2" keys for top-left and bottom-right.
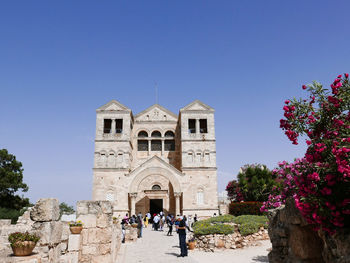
[{"x1": 92, "y1": 100, "x2": 219, "y2": 217}]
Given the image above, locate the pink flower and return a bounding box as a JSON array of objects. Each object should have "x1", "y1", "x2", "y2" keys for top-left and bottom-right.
[
  {"x1": 285, "y1": 100, "x2": 290, "y2": 104},
  {"x1": 345, "y1": 73, "x2": 349, "y2": 78},
  {"x1": 302, "y1": 85, "x2": 307, "y2": 90},
  {"x1": 320, "y1": 187, "x2": 332, "y2": 195}
]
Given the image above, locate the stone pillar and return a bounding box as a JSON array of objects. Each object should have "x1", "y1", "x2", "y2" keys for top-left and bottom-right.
[
  {"x1": 174, "y1": 192, "x2": 181, "y2": 216},
  {"x1": 130, "y1": 193, "x2": 137, "y2": 216},
  {"x1": 196, "y1": 119, "x2": 200, "y2": 134},
  {"x1": 161, "y1": 139, "x2": 164, "y2": 156},
  {"x1": 111, "y1": 119, "x2": 116, "y2": 134},
  {"x1": 148, "y1": 140, "x2": 151, "y2": 155}
]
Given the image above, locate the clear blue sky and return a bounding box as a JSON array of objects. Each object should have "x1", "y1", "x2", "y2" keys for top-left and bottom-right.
[{"x1": 1, "y1": 1, "x2": 350, "y2": 206}]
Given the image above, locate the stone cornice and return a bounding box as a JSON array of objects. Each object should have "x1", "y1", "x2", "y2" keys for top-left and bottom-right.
[
  {"x1": 180, "y1": 139, "x2": 216, "y2": 142},
  {"x1": 181, "y1": 167, "x2": 217, "y2": 171},
  {"x1": 95, "y1": 140, "x2": 131, "y2": 142},
  {"x1": 93, "y1": 168, "x2": 130, "y2": 172}
]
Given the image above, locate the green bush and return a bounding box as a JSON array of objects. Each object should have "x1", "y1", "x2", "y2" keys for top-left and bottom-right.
[
  {"x1": 0, "y1": 207, "x2": 27, "y2": 224},
  {"x1": 193, "y1": 221, "x2": 235, "y2": 235},
  {"x1": 205, "y1": 214, "x2": 236, "y2": 224},
  {"x1": 229, "y1": 201, "x2": 264, "y2": 216},
  {"x1": 193, "y1": 215, "x2": 268, "y2": 236},
  {"x1": 233, "y1": 215, "x2": 268, "y2": 236}
]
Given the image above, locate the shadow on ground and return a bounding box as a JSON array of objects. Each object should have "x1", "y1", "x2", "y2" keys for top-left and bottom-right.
[
  {"x1": 165, "y1": 252, "x2": 180, "y2": 257},
  {"x1": 252, "y1": 255, "x2": 268, "y2": 262}
]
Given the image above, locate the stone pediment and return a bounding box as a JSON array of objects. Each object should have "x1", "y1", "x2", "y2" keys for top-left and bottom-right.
[
  {"x1": 97, "y1": 100, "x2": 131, "y2": 112},
  {"x1": 180, "y1": 100, "x2": 214, "y2": 112},
  {"x1": 128, "y1": 156, "x2": 183, "y2": 177},
  {"x1": 135, "y1": 104, "x2": 177, "y2": 122}
]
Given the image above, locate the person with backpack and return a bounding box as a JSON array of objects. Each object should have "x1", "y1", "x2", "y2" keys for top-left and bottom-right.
[{"x1": 167, "y1": 214, "x2": 174, "y2": 236}]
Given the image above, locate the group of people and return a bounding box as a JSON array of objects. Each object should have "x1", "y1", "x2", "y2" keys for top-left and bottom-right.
[{"x1": 120, "y1": 211, "x2": 198, "y2": 257}]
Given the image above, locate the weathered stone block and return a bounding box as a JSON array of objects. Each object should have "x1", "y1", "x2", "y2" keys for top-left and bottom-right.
[
  {"x1": 82, "y1": 244, "x2": 97, "y2": 255},
  {"x1": 67, "y1": 251, "x2": 79, "y2": 263},
  {"x1": 77, "y1": 214, "x2": 97, "y2": 228},
  {"x1": 68, "y1": 234, "x2": 81, "y2": 251},
  {"x1": 81, "y1": 229, "x2": 89, "y2": 245},
  {"x1": 32, "y1": 221, "x2": 63, "y2": 246},
  {"x1": 96, "y1": 213, "x2": 110, "y2": 228},
  {"x1": 0, "y1": 219, "x2": 11, "y2": 227},
  {"x1": 88, "y1": 228, "x2": 112, "y2": 244},
  {"x1": 30, "y1": 198, "x2": 60, "y2": 222}
]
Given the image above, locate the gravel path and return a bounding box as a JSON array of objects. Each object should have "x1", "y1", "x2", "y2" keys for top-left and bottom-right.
[{"x1": 116, "y1": 226, "x2": 271, "y2": 263}]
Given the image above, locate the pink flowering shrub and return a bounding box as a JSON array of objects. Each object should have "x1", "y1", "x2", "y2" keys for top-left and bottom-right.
[{"x1": 263, "y1": 74, "x2": 350, "y2": 234}]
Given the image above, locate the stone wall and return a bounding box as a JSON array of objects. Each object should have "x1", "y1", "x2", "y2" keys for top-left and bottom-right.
[
  {"x1": 0, "y1": 198, "x2": 123, "y2": 263},
  {"x1": 193, "y1": 227, "x2": 269, "y2": 252},
  {"x1": 268, "y1": 198, "x2": 350, "y2": 263},
  {"x1": 76, "y1": 200, "x2": 121, "y2": 263}
]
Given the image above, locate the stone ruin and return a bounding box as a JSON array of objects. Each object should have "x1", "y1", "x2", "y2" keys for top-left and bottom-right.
[
  {"x1": 268, "y1": 198, "x2": 350, "y2": 263},
  {"x1": 0, "y1": 198, "x2": 124, "y2": 263}
]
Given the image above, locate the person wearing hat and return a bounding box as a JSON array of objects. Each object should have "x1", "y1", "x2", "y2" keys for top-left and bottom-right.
[{"x1": 176, "y1": 216, "x2": 188, "y2": 257}]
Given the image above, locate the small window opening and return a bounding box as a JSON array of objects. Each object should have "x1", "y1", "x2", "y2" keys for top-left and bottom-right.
[
  {"x1": 197, "y1": 191, "x2": 204, "y2": 205},
  {"x1": 116, "y1": 119, "x2": 123, "y2": 133},
  {"x1": 200, "y1": 119, "x2": 208, "y2": 133},
  {"x1": 104, "y1": 119, "x2": 112, "y2": 133},
  {"x1": 151, "y1": 140, "x2": 161, "y2": 151},
  {"x1": 138, "y1": 140, "x2": 148, "y2": 151},
  {"x1": 152, "y1": 185, "x2": 161, "y2": 190},
  {"x1": 188, "y1": 119, "x2": 196, "y2": 134}
]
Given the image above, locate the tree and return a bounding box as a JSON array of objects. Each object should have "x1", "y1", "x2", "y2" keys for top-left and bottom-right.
[
  {"x1": 0, "y1": 149, "x2": 31, "y2": 223},
  {"x1": 226, "y1": 164, "x2": 279, "y2": 202},
  {"x1": 59, "y1": 202, "x2": 75, "y2": 218},
  {"x1": 0, "y1": 149, "x2": 30, "y2": 209}
]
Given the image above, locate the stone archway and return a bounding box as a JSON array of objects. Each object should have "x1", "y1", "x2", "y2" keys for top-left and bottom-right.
[{"x1": 128, "y1": 167, "x2": 182, "y2": 216}]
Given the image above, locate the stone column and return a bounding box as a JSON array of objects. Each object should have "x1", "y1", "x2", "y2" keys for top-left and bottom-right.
[
  {"x1": 161, "y1": 139, "x2": 164, "y2": 156},
  {"x1": 130, "y1": 193, "x2": 137, "y2": 216},
  {"x1": 196, "y1": 119, "x2": 200, "y2": 134},
  {"x1": 148, "y1": 140, "x2": 151, "y2": 155},
  {"x1": 174, "y1": 192, "x2": 181, "y2": 216},
  {"x1": 111, "y1": 119, "x2": 116, "y2": 134}
]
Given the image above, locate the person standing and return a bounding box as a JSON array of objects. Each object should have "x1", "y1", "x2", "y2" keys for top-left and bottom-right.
[
  {"x1": 144, "y1": 214, "x2": 149, "y2": 228},
  {"x1": 153, "y1": 214, "x2": 160, "y2": 231},
  {"x1": 167, "y1": 214, "x2": 174, "y2": 236},
  {"x1": 121, "y1": 219, "x2": 126, "y2": 243},
  {"x1": 137, "y1": 215, "x2": 143, "y2": 238},
  {"x1": 177, "y1": 216, "x2": 188, "y2": 257}
]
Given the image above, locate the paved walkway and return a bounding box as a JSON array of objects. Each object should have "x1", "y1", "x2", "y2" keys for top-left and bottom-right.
[{"x1": 116, "y1": 226, "x2": 271, "y2": 263}]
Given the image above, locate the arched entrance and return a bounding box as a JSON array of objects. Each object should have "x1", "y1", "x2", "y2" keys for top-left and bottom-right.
[{"x1": 128, "y1": 166, "x2": 182, "y2": 216}]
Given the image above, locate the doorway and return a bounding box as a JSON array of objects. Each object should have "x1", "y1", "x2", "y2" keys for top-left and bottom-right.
[{"x1": 150, "y1": 199, "x2": 163, "y2": 215}]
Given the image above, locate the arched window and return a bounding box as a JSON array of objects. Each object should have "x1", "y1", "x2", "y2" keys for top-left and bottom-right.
[
  {"x1": 138, "y1": 131, "x2": 148, "y2": 137},
  {"x1": 165, "y1": 131, "x2": 175, "y2": 137},
  {"x1": 152, "y1": 185, "x2": 161, "y2": 190},
  {"x1": 151, "y1": 131, "x2": 161, "y2": 137}
]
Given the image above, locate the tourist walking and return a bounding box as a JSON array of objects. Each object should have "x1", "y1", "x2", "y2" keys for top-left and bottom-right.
[
  {"x1": 137, "y1": 215, "x2": 143, "y2": 238},
  {"x1": 144, "y1": 215, "x2": 149, "y2": 228},
  {"x1": 167, "y1": 214, "x2": 174, "y2": 236},
  {"x1": 121, "y1": 219, "x2": 126, "y2": 243},
  {"x1": 153, "y1": 214, "x2": 160, "y2": 231},
  {"x1": 176, "y1": 216, "x2": 188, "y2": 257}
]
